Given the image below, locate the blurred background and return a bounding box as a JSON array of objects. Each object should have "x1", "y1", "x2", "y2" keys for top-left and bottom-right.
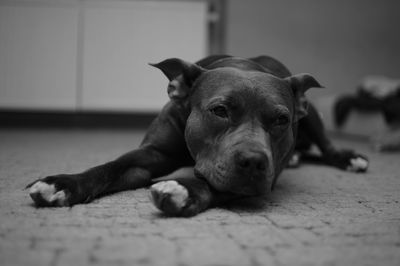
[{"x1": 1, "y1": 0, "x2": 400, "y2": 141}]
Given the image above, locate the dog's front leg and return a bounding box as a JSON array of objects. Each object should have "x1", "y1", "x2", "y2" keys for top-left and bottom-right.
[
  {"x1": 149, "y1": 167, "x2": 236, "y2": 217},
  {"x1": 27, "y1": 147, "x2": 182, "y2": 207},
  {"x1": 300, "y1": 104, "x2": 369, "y2": 172}
]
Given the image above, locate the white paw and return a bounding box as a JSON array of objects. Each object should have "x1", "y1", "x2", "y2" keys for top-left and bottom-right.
[
  {"x1": 347, "y1": 157, "x2": 369, "y2": 172},
  {"x1": 29, "y1": 181, "x2": 67, "y2": 206},
  {"x1": 287, "y1": 152, "x2": 301, "y2": 168},
  {"x1": 150, "y1": 181, "x2": 189, "y2": 214}
]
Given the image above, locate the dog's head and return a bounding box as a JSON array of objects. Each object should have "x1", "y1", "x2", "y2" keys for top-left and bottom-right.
[{"x1": 152, "y1": 58, "x2": 322, "y2": 195}]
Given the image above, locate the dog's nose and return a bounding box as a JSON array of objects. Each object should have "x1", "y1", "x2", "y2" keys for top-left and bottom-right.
[{"x1": 234, "y1": 150, "x2": 268, "y2": 174}]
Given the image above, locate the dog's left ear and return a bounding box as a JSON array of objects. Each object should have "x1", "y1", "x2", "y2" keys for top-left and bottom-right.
[
  {"x1": 150, "y1": 58, "x2": 206, "y2": 101},
  {"x1": 285, "y1": 73, "x2": 323, "y2": 122}
]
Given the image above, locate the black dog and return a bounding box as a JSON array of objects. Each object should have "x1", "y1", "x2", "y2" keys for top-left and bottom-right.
[{"x1": 27, "y1": 55, "x2": 368, "y2": 216}]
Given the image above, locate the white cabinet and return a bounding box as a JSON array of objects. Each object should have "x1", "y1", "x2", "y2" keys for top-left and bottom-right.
[
  {"x1": 0, "y1": 2, "x2": 79, "y2": 110},
  {"x1": 81, "y1": 1, "x2": 207, "y2": 111},
  {"x1": 0, "y1": 0, "x2": 207, "y2": 112}
]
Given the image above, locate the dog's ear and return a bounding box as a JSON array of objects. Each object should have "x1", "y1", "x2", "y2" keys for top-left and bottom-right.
[
  {"x1": 285, "y1": 73, "x2": 323, "y2": 122},
  {"x1": 150, "y1": 58, "x2": 206, "y2": 101}
]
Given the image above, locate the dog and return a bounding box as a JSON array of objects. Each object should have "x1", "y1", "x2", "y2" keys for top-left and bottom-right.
[{"x1": 27, "y1": 55, "x2": 369, "y2": 216}]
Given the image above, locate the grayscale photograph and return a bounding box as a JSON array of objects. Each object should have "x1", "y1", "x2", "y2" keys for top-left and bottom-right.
[{"x1": 0, "y1": 0, "x2": 399, "y2": 266}]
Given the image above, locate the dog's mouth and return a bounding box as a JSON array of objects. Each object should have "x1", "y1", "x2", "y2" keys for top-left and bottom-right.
[
  {"x1": 193, "y1": 168, "x2": 209, "y2": 183},
  {"x1": 194, "y1": 167, "x2": 266, "y2": 196},
  {"x1": 194, "y1": 167, "x2": 229, "y2": 191}
]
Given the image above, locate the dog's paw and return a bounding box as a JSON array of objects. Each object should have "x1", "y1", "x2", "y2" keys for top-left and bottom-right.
[
  {"x1": 325, "y1": 149, "x2": 369, "y2": 173},
  {"x1": 287, "y1": 152, "x2": 301, "y2": 168},
  {"x1": 28, "y1": 181, "x2": 68, "y2": 207},
  {"x1": 26, "y1": 174, "x2": 80, "y2": 207},
  {"x1": 346, "y1": 156, "x2": 369, "y2": 172},
  {"x1": 150, "y1": 181, "x2": 189, "y2": 215}
]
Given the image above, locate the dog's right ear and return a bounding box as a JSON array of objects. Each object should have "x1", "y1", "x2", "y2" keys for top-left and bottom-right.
[{"x1": 150, "y1": 58, "x2": 206, "y2": 101}]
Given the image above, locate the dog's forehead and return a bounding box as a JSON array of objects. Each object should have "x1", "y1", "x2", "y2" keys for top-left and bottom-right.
[{"x1": 194, "y1": 67, "x2": 293, "y2": 106}]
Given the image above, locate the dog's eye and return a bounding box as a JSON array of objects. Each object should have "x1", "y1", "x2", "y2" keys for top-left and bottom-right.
[
  {"x1": 274, "y1": 115, "x2": 289, "y2": 126},
  {"x1": 210, "y1": 105, "x2": 228, "y2": 118}
]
